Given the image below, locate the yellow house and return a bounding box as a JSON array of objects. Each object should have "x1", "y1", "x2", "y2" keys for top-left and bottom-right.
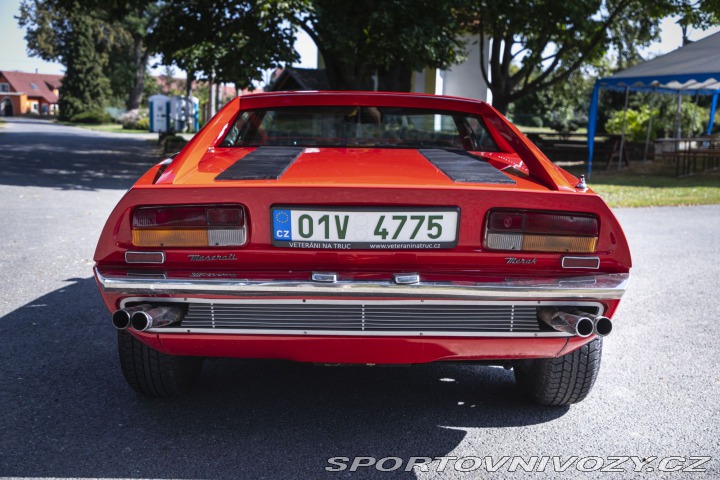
[{"x1": 0, "y1": 70, "x2": 63, "y2": 116}]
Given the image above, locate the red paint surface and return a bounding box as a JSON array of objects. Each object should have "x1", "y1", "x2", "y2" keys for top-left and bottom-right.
[
  {"x1": 151, "y1": 332, "x2": 570, "y2": 363},
  {"x1": 94, "y1": 91, "x2": 631, "y2": 364}
]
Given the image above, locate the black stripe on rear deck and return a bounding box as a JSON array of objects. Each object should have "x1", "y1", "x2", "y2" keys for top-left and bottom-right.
[
  {"x1": 216, "y1": 147, "x2": 304, "y2": 181},
  {"x1": 419, "y1": 149, "x2": 515, "y2": 184}
]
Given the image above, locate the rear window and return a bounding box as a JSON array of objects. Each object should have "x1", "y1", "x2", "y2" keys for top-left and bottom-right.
[{"x1": 219, "y1": 106, "x2": 499, "y2": 151}]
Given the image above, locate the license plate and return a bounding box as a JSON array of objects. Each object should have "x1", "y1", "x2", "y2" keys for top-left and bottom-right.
[{"x1": 271, "y1": 206, "x2": 459, "y2": 249}]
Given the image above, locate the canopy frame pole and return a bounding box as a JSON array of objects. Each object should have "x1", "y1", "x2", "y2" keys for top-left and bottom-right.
[
  {"x1": 618, "y1": 86, "x2": 630, "y2": 172},
  {"x1": 707, "y1": 92, "x2": 718, "y2": 135},
  {"x1": 643, "y1": 89, "x2": 656, "y2": 162}
]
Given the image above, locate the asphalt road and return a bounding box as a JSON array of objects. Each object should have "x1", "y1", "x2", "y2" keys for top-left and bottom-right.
[{"x1": 0, "y1": 117, "x2": 718, "y2": 479}]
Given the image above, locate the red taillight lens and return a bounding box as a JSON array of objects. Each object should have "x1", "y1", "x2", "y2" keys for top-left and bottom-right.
[
  {"x1": 207, "y1": 208, "x2": 243, "y2": 226},
  {"x1": 132, "y1": 205, "x2": 246, "y2": 247},
  {"x1": 485, "y1": 210, "x2": 598, "y2": 253},
  {"x1": 488, "y1": 212, "x2": 524, "y2": 232},
  {"x1": 133, "y1": 206, "x2": 209, "y2": 228},
  {"x1": 523, "y1": 213, "x2": 598, "y2": 236}
]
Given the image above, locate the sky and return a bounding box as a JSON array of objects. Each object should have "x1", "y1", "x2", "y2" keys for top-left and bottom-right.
[{"x1": 0, "y1": 0, "x2": 717, "y2": 77}]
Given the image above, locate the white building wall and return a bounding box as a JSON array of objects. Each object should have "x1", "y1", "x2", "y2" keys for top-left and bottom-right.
[
  {"x1": 412, "y1": 34, "x2": 490, "y2": 102},
  {"x1": 412, "y1": 70, "x2": 426, "y2": 94},
  {"x1": 441, "y1": 34, "x2": 489, "y2": 102}
]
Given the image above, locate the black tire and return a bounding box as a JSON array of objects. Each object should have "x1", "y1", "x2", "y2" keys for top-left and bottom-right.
[
  {"x1": 117, "y1": 330, "x2": 203, "y2": 398},
  {"x1": 514, "y1": 338, "x2": 602, "y2": 406}
]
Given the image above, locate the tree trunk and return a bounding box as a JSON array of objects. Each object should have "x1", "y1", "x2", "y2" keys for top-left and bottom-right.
[
  {"x1": 185, "y1": 71, "x2": 194, "y2": 97},
  {"x1": 128, "y1": 35, "x2": 148, "y2": 110},
  {"x1": 489, "y1": 74, "x2": 513, "y2": 115},
  {"x1": 322, "y1": 51, "x2": 373, "y2": 90},
  {"x1": 378, "y1": 63, "x2": 412, "y2": 92},
  {"x1": 490, "y1": 93, "x2": 510, "y2": 115},
  {"x1": 208, "y1": 70, "x2": 216, "y2": 117}
]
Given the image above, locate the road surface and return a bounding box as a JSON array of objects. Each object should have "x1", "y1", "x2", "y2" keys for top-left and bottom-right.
[{"x1": 0, "y1": 117, "x2": 718, "y2": 478}]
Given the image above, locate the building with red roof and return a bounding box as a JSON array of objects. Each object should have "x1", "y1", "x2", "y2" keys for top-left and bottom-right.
[{"x1": 0, "y1": 70, "x2": 63, "y2": 116}]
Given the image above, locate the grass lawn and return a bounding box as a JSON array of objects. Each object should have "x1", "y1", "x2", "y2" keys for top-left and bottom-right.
[
  {"x1": 565, "y1": 161, "x2": 720, "y2": 207},
  {"x1": 516, "y1": 125, "x2": 556, "y2": 134},
  {"x1": 56, "y1": 121, "x2": 149, "y2": 134},
  {"x1": 79, "y1": 123, "x2": 150, "y2": 134},
  {"x1": 516, "y1": 125, "x2": 589, "y2": 135}
]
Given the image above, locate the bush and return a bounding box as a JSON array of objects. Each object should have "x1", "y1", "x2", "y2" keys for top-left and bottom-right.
[
  {"x1": 69, "y1": 110, "x2": 113, "y2": 124},
  {"x1": 119, "y1": 108, "x2": 150, "y2": 130},
  {"x1": 605, "y1": 101, "x2": 710, "y2": 141},
  {"x1": 547, "y1": 114, "x2": 583, "y2": 133},
  {"x1": 604, "y1": 107, "x2": 653, "y2": 142},
  {"x1": 513, "y1": 114, "x2": 544, "y2": 128},
  {"x1": 162, "y1": 134, "x2": 188, "y2": 154},
  {"x1": 528, "y1": 116, "x2": 544, "y2": 128},
  {"x1": 135, "y1": 117, "x2": 150, "y2": 131}
]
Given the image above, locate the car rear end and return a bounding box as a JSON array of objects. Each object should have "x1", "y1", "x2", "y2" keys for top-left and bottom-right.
[{"x1": 94, "y1": 92, "x2": 631, "y2": 404}]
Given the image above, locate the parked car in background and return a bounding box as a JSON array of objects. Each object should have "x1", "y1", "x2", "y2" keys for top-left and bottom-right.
[{"x1": 94, "y1": 91, "x2": 631, "y2": 405}]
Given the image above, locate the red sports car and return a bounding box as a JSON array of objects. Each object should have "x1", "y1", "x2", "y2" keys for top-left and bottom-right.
[{"x1": 94, "y1": 91, "x2": 630, "y2": 405}]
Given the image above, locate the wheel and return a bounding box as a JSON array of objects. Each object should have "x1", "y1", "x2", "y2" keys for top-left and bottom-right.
[
  {"x1": 514, "y1": 338, "x2": 602, "y2": 406},
  {"x1": 117, "y1": 330, "x2": 203, "y2": 398}
]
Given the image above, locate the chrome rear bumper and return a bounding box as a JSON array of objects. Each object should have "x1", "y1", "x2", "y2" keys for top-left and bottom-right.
[{"x1": 95, "y1": 269, "x2": 629, "y2": 301}]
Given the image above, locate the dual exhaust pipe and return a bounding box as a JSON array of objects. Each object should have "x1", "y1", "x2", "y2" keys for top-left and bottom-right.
[
  {"x1": 111, "y1": 304, "x2": 183, "y2": 332},
  {"x1": 113, "y1": 304, "x2": 611, "y2": 337},
  {"x1": 538, "y1": 308, "x2": 612, "y2": 338}
]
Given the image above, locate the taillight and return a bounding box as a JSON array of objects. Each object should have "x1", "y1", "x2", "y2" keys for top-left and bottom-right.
[
  {"x1": 132, "y1": 205, "x2": 246, "y2": 247},
  {"x1": 484, "y1": 209, "x2": 598, "y2": 253}
]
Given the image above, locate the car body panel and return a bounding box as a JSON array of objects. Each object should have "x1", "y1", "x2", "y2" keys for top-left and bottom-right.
[
  {"x1": 94, "y1": 91, "x2": 631, "y2": 364},
  {"x1": 94, "y1": 185, "x2": 631, "y2": 273}
]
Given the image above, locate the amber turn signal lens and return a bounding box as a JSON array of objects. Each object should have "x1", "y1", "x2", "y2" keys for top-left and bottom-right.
[
  {"x1": 521, "y1": 234, "x2": 597, "y2": 253},
  {"x1": 132, "y1": 229, "x2": 209, "y2": 247}
]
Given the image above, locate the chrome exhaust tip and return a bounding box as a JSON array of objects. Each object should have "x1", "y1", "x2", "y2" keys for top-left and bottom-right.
[
  {"x1": 130, "y1": 311, "x2": 153, "y2": 332},
  {"x1": 112, "y1": 310, "x2": 132, "y2": 330},
  {"x1": 130, "y1": 306, "x2": 183, "y2": 332},
  {"x1": 538, "y1": 308, "x2": 594, "y2": 338},
  {"x1": 111, "y1": 304, "x2": 151, "y2": 330},
  {"x1": 588, "y1": 313, "x2": 613, "y2": 337},
  {"x1": 569, "y1": 309, "x2": 613, "y2": 337}
]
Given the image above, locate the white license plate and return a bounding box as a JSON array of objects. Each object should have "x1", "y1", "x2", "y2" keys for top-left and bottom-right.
[{"x1": 271, "y1": 207, "x2": 459, "y2": 249}]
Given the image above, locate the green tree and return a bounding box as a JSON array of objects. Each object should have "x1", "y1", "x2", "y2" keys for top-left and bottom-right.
[
  {"x1": 58, "y1": 12, "x2": 108, "y2": 120},
  {"x1": 18, "y1": 0, "x2": 160, "y2": 110},
  {"x1": 97, "y1": 1, "x2": 162, "y2": 109},
  {"x1": 148, "y1": 0, "x2": 297, "y2": 91},
  {"x1": 18, "y1": 0, "x2": 109, "y2": 119},
  {"x1": 288, "y1": 0, "x2": 467, "y2": 90},
  {"x1": 675, "y1": 0, "x2": 720, "y2": 44},
  {"x1": 464, "y1": 0, "x2": 681, "y2": 114},
  {"x1": 466, "y1": 0, "x2": 720, "y2": 115},
  {"x1": 511, "y1": 68, "x2": 595, "y2": 131}
]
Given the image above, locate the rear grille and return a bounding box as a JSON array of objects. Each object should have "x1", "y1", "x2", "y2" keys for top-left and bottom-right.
[{"x1": 181, "y1": 301, "x2": 540, "y2": 333}]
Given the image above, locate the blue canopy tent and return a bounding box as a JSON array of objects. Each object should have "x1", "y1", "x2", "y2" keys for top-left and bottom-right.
[{"x1": 586, "y1": 32, "x2": 720, "y2": 177}]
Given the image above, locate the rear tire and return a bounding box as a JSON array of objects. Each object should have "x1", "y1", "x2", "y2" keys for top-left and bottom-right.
[
  {"x1": 514, "y1": 338, "x2": 602, "y2": 406},
  {"x1": 117, "y1": 330, "x2": 203, "y2": 398}
]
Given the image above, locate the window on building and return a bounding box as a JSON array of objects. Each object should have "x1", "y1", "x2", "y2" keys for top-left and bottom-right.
[
  {"x1": 30, "y1": 83, "x2": 38, "y2": 90},
  {"x1": 0, "y1": 83, "x2": 9, "y2": 92}
]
